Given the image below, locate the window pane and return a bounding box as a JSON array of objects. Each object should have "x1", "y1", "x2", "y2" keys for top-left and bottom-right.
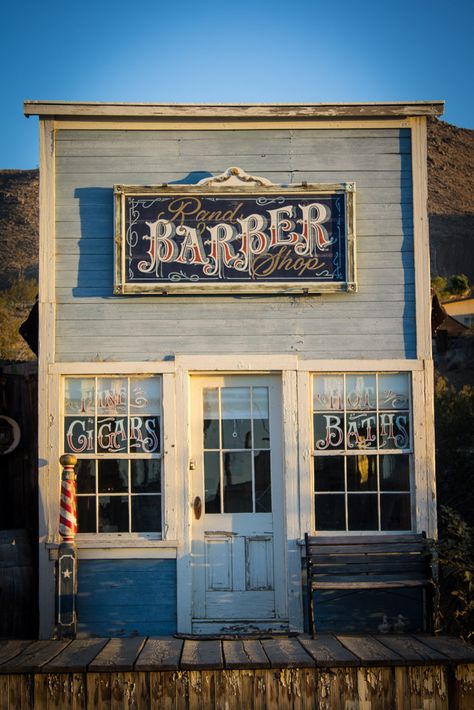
[
  {"x1": 346, "y1": 412, "x2": 377, "y2": 450},
  {"x1": 223, "y1": 451, "x2": 252, "y2": 512},
  {"x1": 131, "y1": 459, "x2": 161, "y2": 493},
  {"x1": 252, "y1": 388, "x2": 270, "y2": 448},
  {"x1": 97, "y1": 417, "x2": 128, "y2": 453},
  {"x1": 347, "y1": 455, "x2": 377, "y2": 491},
  {"x1": 203, "y1": 388, "x2": 219, "y2": 449},
  {"x1": 378, "y1": 373, "x2": 410, "y2": 410},
  {"x1": 346, "y1": 375, "x2": 376, "y2": 410},
  {"x1": 381, "y1": 494, "x2": 411, "y2": 530},
  {"x1": 221, "y1": 388, "x2": 252, "y2": 449},
  {"x1": 97, "y1": 378, "x2": 128, "y2": 416},
  {"x1": 313, "y1": 375, "x2": 344, "y2": 411},
  {"x1": 314, "y1": 456, "x2": 345, "y2": 491},
  {"x1": 131, "y1": 495, "x2": 161, "y2": 532},
  {"x1": 315, "y1": 494, "x2": 345, "y2": 530},
  {"x1": 77, "y1": 496, "x2": 96, "y2": 533},
  {"x1": 98, "y1": 459, "x2": 128, "y2": 493},
  {"x1": 254, "y1": 450, "x2": 271, "y2": 512},
  {"x1": 76, "y1": 459, "x2": 96, "y2": 494},
  {"x1": 204, "y1": 451, "x2": 221, "y2": 513},
  {"x1": 130, "y1": 377, "x2": 161, "y2": 413},
  {"x1": 348, "y1": 494, "x2": 378, "y2": 530},
  {"x1": 64, "y1": 378, "x2": 95, "y2": 415},
  {"x1": 379, "y1": 412, "x2": 410, "y2": 450},
  {"x1": 98, "y1": 495, "x2": 129, "y2": 532},
  {"x1": 314, "y1": 413, "x2": 345, "y2": 450},
  {"x1": 380, "y1": 455, "x2": 410, "y2": 491},
  {"x1": 129, "y1": 415, "x2": 160, "y2": 453},
  {"x1": 64, "y1": 416, "x2": 95, "y2": 454}
]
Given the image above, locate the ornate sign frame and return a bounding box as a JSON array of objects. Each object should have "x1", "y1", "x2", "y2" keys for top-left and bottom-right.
[{"x1": 114, "y1": 167, "x2": 356, "y2": 295}]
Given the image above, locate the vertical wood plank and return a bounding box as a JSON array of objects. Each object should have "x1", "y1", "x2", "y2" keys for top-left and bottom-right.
[
  {"x1": 175, "y1": 362, "x2": 192, "y2": 633},
  {"x1": 357, "y1": 667, "x2": 394, "y2": 709},
  {"x1": 411, "y1": 115, "x2": 432, "y2": 360},
  {"x1": 282, "y1": 369, "x2": 304, "y2": 631},
  {"x1": 452, "y1": 664, "x2": 474, "y2": 710},
  {"x1": 162, "y1": 373, "x2": 178, "y2": 542},
  {"x1": 38, "y1": 116, "x2": 57, "y2": 640},
  {"x1": 423, "y1": 359, "x2": 437, "y2": 539},
  {"x1": 86, "y1": 673, "x2": 111, "y2": 710}
]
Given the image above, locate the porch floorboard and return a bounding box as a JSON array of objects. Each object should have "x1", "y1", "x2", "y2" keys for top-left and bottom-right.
[{"x1": 1, "y1": 633, "x2": 473, "y2": 673}]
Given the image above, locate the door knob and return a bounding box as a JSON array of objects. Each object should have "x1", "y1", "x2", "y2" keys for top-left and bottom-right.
[{"x1": 193, "y1": 496, "x2": 202, "y2": 520}]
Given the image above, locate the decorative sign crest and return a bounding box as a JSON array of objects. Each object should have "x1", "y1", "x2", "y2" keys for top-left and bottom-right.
[{"x1": 114, "y1": 168, "x2": 356, "y2": 294}]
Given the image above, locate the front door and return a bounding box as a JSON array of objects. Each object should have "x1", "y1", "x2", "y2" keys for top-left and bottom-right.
[{"x1": 190, "y1": 376, "x2": 287, "y2": 634}]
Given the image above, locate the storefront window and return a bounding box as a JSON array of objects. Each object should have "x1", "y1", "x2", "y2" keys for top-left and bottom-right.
[
  {"x1": 313, "y1": 373, "x2": 412, "y2": 532},
  {"x1": 64, "y1": 376, "x2": 162, "y2": 534}
]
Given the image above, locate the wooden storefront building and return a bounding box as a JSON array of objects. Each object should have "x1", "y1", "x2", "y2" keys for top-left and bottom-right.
[{"x1": 24, "y1": 100, "x2": 444, "y2": 641}]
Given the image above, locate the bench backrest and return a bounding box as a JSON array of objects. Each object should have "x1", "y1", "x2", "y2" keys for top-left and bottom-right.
[{"x1": 305, "y1": 533, "x2": 432, "y2": 586}]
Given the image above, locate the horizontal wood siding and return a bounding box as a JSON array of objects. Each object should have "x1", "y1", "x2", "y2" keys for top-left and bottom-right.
[
  {"x1": 76, "y1": 559, "x2": 177, "y2": 637},
  {"x1": 55, "y1": 128, "x2": 415, "y2": 361}
]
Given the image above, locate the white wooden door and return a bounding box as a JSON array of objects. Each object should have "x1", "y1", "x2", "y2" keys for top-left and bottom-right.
[{"x1": 190, "y1": 376, "x2": 288, "y2": 634}]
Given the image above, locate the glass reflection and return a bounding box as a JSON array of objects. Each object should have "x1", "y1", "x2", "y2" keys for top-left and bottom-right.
[
  {"x1": 203, "y1": 388, "x2": 219, "y2": 449},
  {"x1": 313, "y1": 375, "x2": 344, "y2": 411},
  {"x1": 347, "y1": 455, "x2": 377, "y2": 491},
  {"x1": 98, "y1": 496, "x2": 128, "y2": 532},
  {"x1": 315, "y1": 494, "x2": 345, "y2": 530},
  {"x1": 130, "y1": 378, "x2": 161, "y2": 413},
  {"x1": 76, "y1": 459, "x2": 96, "y2": 494},
  {"x1": 346, "y1": 375, "x2": 376, "y2": 410},
  {"x1": 348, "y1": 494, "x2": 378, "y2": 530},
  {"x1": 131, "y1": 459, "x2": 161, "y2": 493},
  {"x1": 381, "y1": 494, "x2": 411, "y2": 530},
  {"x1": 380, "y1": 455, "x2": 410, "y2": 491},
  {"x1": 98, "y1": 459, "x2": 128, "y2": 493},
  {"x1": 314, "y1": 456, "x2": 345, "y2": 491},
  {"x1": 204, "y1": 451, "x2": 221, "y2": 513},
  {"x1": 254, "y1": 450, "x2": 271, "y2": 512},
  {"x1": 97, "y1": 378, "x2": 128, "y2": 415},
  {"x1": 131, "y1": 495, "x2": 162, "y2": 532},
  {"x1": 223, "y1": 451, "x2": 252, "y2": 512},
  {"x1": 77, "y1": 496, "x2": 96, "y2": 533},
  {"x1": 64, "y1": 378, "x2": 95, "y2": 415},
  {"x1": 378, "y1": 373, "x2": 410, "y2": 410}
]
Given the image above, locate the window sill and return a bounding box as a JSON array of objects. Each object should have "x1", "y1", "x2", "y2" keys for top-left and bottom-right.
[{"x1": 46, "y1": 537, "x2": 179, "y2": 560}]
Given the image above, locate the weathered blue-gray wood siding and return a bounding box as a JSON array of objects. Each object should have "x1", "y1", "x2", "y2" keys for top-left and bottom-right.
[
  {"x1": 76, "y1": 558, "x2": 177, "y2": 637},
  {"x1": 55, "y1": 128, "x2": 415, "y2": 361}
]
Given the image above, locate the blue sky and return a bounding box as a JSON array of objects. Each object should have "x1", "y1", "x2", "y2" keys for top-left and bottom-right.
[{"x1": 1, "y1": 0, "x2": 472, "y2": 168}]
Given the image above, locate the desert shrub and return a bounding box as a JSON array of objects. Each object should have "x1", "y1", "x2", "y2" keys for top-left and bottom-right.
[{"x1": 437, "y1": 506, "x2": 474, "y2": 641}]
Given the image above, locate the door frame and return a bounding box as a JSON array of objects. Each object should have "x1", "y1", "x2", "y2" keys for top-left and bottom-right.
[
  {"x1": 174, "y1": 356, "x2": 302, "y2": 634},
  {"x1": 189, "y1": 374, "x2": 287, "y2": 632}
]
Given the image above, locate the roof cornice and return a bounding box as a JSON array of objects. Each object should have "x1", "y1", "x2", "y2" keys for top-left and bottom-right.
[{"x1": 23, "y1": 100, "x2": 445, "y2": 119}]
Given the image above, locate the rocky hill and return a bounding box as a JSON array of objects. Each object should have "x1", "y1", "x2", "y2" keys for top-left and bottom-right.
[{"x1": 0, "y1": 118, "x2": 472, "y2": 360}]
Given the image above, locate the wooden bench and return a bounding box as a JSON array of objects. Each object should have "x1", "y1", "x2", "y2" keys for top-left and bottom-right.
[{"x1": 304, "y1": 533, "x2": 436, "y2": 637}]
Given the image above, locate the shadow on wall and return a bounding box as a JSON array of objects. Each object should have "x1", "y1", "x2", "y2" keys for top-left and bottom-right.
[{"x1": 73, "y1": 172, "x2": 213, "y2": 297}]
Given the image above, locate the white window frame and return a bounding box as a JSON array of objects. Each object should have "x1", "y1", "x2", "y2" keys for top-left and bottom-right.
[
  {"x1": 310, "y1": 371, "x2": 414, "y2": 534},
  {"x1": 297, "y1": 359, "x2": 434, "y2": 538},
  {"x1": 63, "y1": 374, "x2": 164, "y2": 540}
]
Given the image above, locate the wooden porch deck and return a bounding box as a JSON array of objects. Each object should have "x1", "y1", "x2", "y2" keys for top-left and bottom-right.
[{"x1": 1, "y1": 634, "x2": 473, "y2": 708}]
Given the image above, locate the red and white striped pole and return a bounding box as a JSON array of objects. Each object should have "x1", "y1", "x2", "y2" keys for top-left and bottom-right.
[
  {"x1": 57, "y1": 453, "x2": 78, "y2": 637},
  {"x1": 59, "y1": 454, "x2": 77, "y2": 541}
]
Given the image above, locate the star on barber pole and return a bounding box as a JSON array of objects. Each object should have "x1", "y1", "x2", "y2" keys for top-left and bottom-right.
[{"x1": 57, "y1": 453, "x2": 78, "y2": 637}]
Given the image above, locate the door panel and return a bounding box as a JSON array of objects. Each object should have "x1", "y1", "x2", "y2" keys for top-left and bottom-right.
[{"x1": 191, "y1": 376, "x2": 287, "y2": 633}]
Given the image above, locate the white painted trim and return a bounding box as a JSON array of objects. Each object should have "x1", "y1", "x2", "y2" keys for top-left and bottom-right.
[
  {"x1": 24, "y1": 100, "x2": 444, "y2": 118},
  {"x1": 297, "y1": 371, "x2": 313, "y2": 537},
  {"x1": 162, "y1": 373, "x2": 178, "y2": 542},
  {"x1": 282, "y1": 370, "x2": 303, "y2": 631},
  {"x1": 176, "y1": 353, "x2": 299, "y2": 372},
  {"x1": 38, "y1": 119, "x2": 57, "y2": 639},
  {"x1": 175, "y1": 364, "x2": 192, "y2": 633},
  {"x1": 50, "y1": 361, "x2": 175, "y2": 374},
  {"x1": 423, "y1": 359, "x2": 437, "y2": 538},
  {"x1": 51, "y1": 119, "x2": 414, "y2": 131},
  {"x1": 298, "y1": 359, "x2": 423, "y2": 372},
  {"x1": 411, "y1": 116, "x2": 432, "y2": 360}
]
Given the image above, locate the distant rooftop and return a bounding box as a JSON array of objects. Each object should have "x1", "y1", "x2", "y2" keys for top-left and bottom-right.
[{"x1": 23, "y1": 101, "x2": 445, "y2": 119}]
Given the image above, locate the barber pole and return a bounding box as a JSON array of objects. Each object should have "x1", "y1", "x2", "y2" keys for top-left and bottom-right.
[
  {"x1": 57, "y1": 453, "x2": 78, "y2": 637},
  {"x1": 59, "y1": 454, "x2": 77, "y2": 540}
]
